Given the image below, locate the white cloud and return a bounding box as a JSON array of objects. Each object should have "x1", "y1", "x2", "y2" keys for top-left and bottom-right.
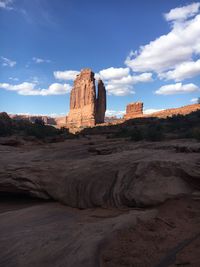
[
  {"x1": 9, "y1": 77, "x2": 19, "y2": 81},
  {"x1": 32, "y1": 57, "x2": 51, "y2": 64},
  {"x1": 54, "y1": 70, "x2": 79, "y2": 80},
  {"x1": 164, "y1": 2, "x2": 200, "y2": 22},
  {"x1": 125, "y1": 7, "x2": 200, "y2": 74},
  {"x1": 109, "y1": 73, "x2": 152, "y2": 85},
  {"x1": 190, "y1": 97, "x2": 199, "y2": 103},
  {"x1": 1, "y1": 56, "x2": 16, "y2": 67},
  {"x1": 106, "y1": 83, "x2": 135, "y2": 96},
  {"x1": 144, "y1": 108, "x2": 164, "y2": 114},
  {"x1": 99, "y1": 67, "x2": 130, "y2": 80},
  {"x1": 159, "y1": 59, "x2": 200, "y2": 81},
  {"x1": 104, "y1": 72, "x2": 152, "y2": 96},
  {"x1": 0, "y1": 82, "x2": 71, "y2": 96},
  {"x1": 0, "y1": 0, "x2": 13, "y2": 10},
  {"x1": 105, "y1": 109, "x2": 125, "y2": 117},
  {"x1": 155, "y1": 82, "x2": 199, "y2": 95}
]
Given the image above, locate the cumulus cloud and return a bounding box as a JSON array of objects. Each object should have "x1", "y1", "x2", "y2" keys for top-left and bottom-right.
[
  {"x1": 190, "y1": 97, "x2": 198, "y2": 103},
  {"x1": 54, "y1": 70, "x2": 80, "y2": 80},
  {"x1": 105, "y1": 109, "x2": 125, "y2": 117},
  {"x1": 105, "y1": 73, "x2": 152, "y2": 96},
  {"x1": 159, "y1": 59, "x2": 200, "y2": 81},
  {"x1": 1, "y1": 56, "x2": 16, "y2": 67},
  {"x1": 106, "y1": 83, "x2": 135, "y2": 96},
  {"x1": 32, "y1": 57, "x2": 51, "y2": 64},
  {"x1": 0, "y1": 0, "x2": 13, "y2": 10},
  {"x1": 99, "y1": 67, "x2": 130, "y2": 80},
  {"x1": 155, "y1": 82, "x2": 199, "y2": 95},
  {"x1": 125, "y1": 3, "x2": 200, "y2": 76},
  {"x1": 164, "y1": 2, "x2": 200, "y2": 22},
  {"x1": 0, "y1": 82, "x2": 71, "y2": 96},
  {"x1": 97, "y1": 67, "x2": 153, "y2": 96}
]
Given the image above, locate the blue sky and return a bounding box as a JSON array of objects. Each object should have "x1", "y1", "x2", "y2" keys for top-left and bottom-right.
[{"x1": 0, "y1": 0, "x2": 200, "y2": 117}]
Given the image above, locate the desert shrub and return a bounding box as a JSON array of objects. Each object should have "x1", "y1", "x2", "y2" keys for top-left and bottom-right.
[
  {"x1": 0, "y1": 112, "x2": 12, "y2": 136},
  {"x1": 34, "y1": 118, "x2": 45, "y2": 126},
  {"x1": 192, "y1": 128, "x2": 200, "y2": 141},
  {"x1": 24, "y1": 123, "x2": 60, "y2": 139},
  {"x1": 144, "y1": 124, "x2": 164, "y2": 141},
  {"x1": 114, "y1": 127, "x2": 130, "y2": 138},
  {"x1": 130, "y1": 127, "x2": 144, "y2": 141}
]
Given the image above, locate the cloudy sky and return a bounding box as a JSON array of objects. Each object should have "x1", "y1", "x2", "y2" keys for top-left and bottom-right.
[{"x1": 0, "y1": 0, "x2": 200, "y2": 117}]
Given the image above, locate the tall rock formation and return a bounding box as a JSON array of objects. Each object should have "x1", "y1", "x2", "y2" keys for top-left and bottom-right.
[
  {"x1": 96, "y1": 79, "x2": 106, "y2": 124},
  {"x1": 67, "y1": 68, "x2": 106, "y2": 131},
  {"x1": 124, "y1": 102, "x2": 143, "y2": 120}
]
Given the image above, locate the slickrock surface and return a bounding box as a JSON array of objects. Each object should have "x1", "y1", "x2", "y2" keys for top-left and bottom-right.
[
  {"x1": 124, "y1": 102, "x2": 143, "y2": 119},
  {"x1": 0, "y1": 136, "x2": 199, "y2": 208},
  {"x1": 67, "y1": 69, "x2": 106, "y2": 131},
  {"x1": 0, "y1": 201, "x2": 156, "y2": 267},
  {"x1": 0, "y1": 136, "x2": 199, "y2": 267}
]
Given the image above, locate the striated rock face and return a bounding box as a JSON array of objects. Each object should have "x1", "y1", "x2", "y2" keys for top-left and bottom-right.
[
  {"x1": 67, "y1": 68, "x2": 106, "y2": 131},
  {"x1": 124, "y1": 102, "x2": 143, "y2": 119},
  {"x1": 0, "y1": 138, "x2": 199, "y2": 209},
  {"x1": 68, "y1": 69, "x2": 96, "y2": 128}
]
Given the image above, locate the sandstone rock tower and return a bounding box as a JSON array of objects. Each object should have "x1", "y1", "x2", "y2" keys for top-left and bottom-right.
[
  {"x1": 96, "y1": 79, "x2": 106, "y2": 124},
  {"x1": 67, "y1": 68, "x2": 106, "y2": 131},
  {"x1": 124, "y1": 102, "x2": 143, "y2": 120}
]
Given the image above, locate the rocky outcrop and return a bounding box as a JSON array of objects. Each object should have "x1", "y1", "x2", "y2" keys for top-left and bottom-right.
[
  {"x1": 67, "y1": 68, "x2": 106, "y2": 131},
  {"x1": 9, "y1": 114, "x2": 57, "y2": 125},
  {"x1": 124, "y1": 102, "x2": 143, "y2": 119},
  {"x1": 148, "y1": 103, "x2": 200, "y2": 118}
]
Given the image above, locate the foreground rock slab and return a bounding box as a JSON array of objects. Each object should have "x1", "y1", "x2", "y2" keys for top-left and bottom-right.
[
  {"x1": 0, "y1": 137, "x2": 199, "y2": 208},
  {"x1": 0, "y1": 202, "x2": 156, "y2": 267}
]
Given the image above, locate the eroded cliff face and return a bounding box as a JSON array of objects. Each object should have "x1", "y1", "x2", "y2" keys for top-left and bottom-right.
[
  {"x1": 67, "y1": 69, "x2": 96, "y2": 129},
  {"x1": 124, "y1": 102, "x2": 143, "y2": 119},
  {"x1": 67, "y1": 68, "x2": 106, "y2": 131}
]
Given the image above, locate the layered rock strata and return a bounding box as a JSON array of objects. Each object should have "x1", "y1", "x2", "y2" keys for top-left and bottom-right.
[
  {"x1": 67, "y1": 68, "x2": 106, "y2": 131},
  {"x1": 124, "y1": 102, "x2": 143, "y2": 119}
]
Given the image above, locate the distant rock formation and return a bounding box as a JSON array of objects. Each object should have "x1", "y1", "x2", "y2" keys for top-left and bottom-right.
[
  {"x1": 9, "y1": 114, "x2": 57, "y2": 125},
  {"x1": 124, "y1": 102, "x2": 143, "y2": 120},
  {"x1": 147, "y1": 104, "x2": 200, "y2": 118},
  {"x1": 67, "y1": 68, "x2": 106, "y2": 131}
]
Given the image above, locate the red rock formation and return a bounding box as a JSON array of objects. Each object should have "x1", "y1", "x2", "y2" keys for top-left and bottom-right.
[
  {"x1": 147, "y1": 104, "x2": 200, "y2": 118},
  {"x1": 124, "y1": 102, "x2": 143, "y2": 119},
  {"x1": 96, "y1": 79, "x2": 106, "y2": 124},
  {"x1": 67, "y1": 68, "x2": 106, "y2": 131}
]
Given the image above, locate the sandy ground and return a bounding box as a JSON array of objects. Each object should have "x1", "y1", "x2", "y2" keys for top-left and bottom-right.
[{"x1": 101, "y1": 197, "x2": 200, "y2": 267}]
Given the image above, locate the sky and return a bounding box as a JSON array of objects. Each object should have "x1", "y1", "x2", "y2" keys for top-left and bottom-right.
[{"x1": 0, "y1": 0, "x2": 200, "y2": 117}]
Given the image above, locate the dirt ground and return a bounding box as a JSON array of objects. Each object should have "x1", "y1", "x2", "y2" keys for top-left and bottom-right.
[{"x1": 100, "y1": 197, "x2": 200, "y2": 267}]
